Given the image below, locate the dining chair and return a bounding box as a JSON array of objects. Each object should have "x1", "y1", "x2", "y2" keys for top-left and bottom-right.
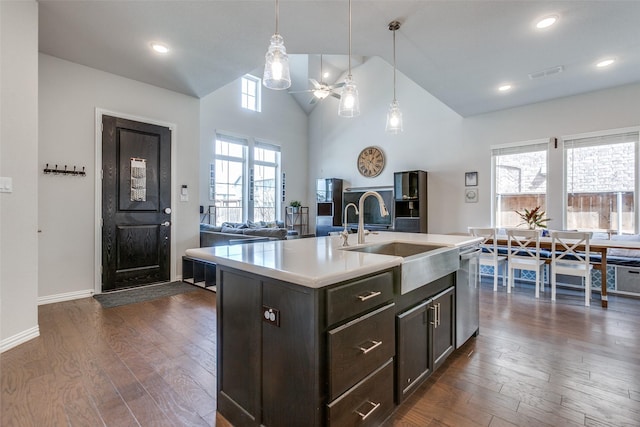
[
  {"x1": 550, "y1": 231, "x2": 593, "y2": 306},
  {"x1": 507, "y1": 228, "x2": 546, "y2": 298},
  {"x1": 469, "y1": 227, "x2": 507, "y2": 291}
]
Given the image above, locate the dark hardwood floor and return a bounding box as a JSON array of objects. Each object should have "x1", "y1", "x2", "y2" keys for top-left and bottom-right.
[{"x1": 2, "y1": 282, "x2": 639, "y2": 426}]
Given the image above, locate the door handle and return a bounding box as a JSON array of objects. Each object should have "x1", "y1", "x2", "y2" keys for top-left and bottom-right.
[{"x1": 161, "y1": 221, "x2": 171, "y2": 227}]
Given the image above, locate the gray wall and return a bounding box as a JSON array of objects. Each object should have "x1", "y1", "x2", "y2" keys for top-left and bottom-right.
[
  {"x1": 308, "y1": 56, "x2": 640, "y2": 234},
  {"x1": 1, "y1": 0, "x2": 40, "y2": 349},
  {"x1": 38, "y1": 54, "x2": 200, "y2": 302}
]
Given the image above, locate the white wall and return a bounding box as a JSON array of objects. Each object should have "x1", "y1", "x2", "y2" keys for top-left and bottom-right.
[
  {"x1": 38, "y1": 54, "x2": 200, "y2": 301},
  {"x1": 1, "y1": 0, "x2": 40, "y2": 351},
  {"x1": 199, "y1": 68, "x2": 309, "y2": 219},
  {"x1": 309, "y1": 56, "x2": 640, "y2": 234}
]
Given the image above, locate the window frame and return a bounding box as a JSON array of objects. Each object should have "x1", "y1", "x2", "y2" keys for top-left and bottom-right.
[
  {"x1": 491, "y1": 139, "x2": 549, "y2": 229},
  {"x1": 241, "y1": 74, "x2": 261, "y2": 112},
  {"x1": 211, "y1": 132, "x2": 281, "y2": 226},
  {"x1": 562, "y1": 127, "x2": 639, "y2": 234}
]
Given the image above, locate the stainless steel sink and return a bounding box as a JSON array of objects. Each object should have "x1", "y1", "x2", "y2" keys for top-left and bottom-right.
[
  {"x1": 343, "y1": 242, "x2": 460, "y2": 294},
  {"x1": 345, "y1": 242, "x2": 445, "y2": 257}
]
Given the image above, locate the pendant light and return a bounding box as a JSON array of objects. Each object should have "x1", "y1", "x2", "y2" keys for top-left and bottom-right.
[
  {"x1": 338, "y1": 0, "x2": 360, "y2": 117},
  {"x1": 386, "y1": 20, "x2": 403, "y2": 133},
  {"x1": 263, "y1": 0, "x2": 291, "y2": 90}
]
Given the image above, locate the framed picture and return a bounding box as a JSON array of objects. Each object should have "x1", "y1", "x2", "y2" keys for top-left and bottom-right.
[
  {"x1": 465, "y1": 171, "x2": 478, "y2": 187},
  {"x1": 465, "y1": 188, "x2": 478, "y2": 203}
]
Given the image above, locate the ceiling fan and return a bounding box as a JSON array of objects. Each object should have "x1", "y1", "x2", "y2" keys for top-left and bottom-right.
[{"x1": 289, "y1": 55, "x2": 344, "y2": 104}]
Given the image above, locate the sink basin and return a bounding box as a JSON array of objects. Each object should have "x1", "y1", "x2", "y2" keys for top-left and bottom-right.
[
  {"x1": 343, "y1": 242, "x2": 460, "y2": 294},
  {"x1": 345, "y1": 242, "x2": 444, "y2": 257}
]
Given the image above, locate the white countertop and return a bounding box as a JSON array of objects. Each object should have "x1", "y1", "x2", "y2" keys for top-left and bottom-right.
[{"x1": 185, "y1": 232, "x2": 481, "y2": 288}]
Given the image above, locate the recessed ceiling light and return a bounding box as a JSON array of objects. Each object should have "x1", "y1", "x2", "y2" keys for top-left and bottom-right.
[
  {"x1": 323, "y1": 72, "x2": 330, "y2": 79},
  {"x1": 536, "y1": 15, "x2": 558, "y2": 29},
  {"x1": 498, "y1": 84, "x2": 512, "y2": 92},
  {"x1": 150, "y1": 42, "x2": 169, "y2": 54},
  {"x1": 596, "y1": 59, "x2": 615, "y2": 68}
]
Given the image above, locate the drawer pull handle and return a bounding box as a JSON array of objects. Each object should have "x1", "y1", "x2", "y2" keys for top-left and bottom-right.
[
  {"x1": 357, "y1": 291, "x2": 382, "y2": 301},
  {"x1": 355, "y1": 400, "x2": 381, "y2": 420},
  {"x1": 358, "y1": 340, "x2": 382, "y2": 354}
]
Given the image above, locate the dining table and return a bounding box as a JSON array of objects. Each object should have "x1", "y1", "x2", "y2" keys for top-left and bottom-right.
[{"x1": 494, "y1": 236, "x2": 640, "y2": 308}]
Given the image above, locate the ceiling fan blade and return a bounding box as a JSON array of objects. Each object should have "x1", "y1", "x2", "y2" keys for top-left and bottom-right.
[
  {"x1": 309, "y1": 79, "x2": 321, "y2": 89},
  {"x1": 309, "y1": 96, "x2": 319, "y2": 105},
  {"x1": 330, "y1": 92, "x2": 341, "y2": 100},
  {"x1": 288, "y1": 89, "x2": 314, "y2": 94},
  {"x1": 329, "y1": 82, "x2": 345, "y2": 89}
]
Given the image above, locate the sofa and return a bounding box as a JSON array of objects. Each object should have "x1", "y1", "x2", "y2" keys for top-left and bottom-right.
[{"x1": 200, "y1": 221, "x2": 289, "y2": 247}]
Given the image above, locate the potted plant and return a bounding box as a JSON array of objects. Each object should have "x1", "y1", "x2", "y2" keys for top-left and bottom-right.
[
  {"x1": 515, "y1": 206, "x2": 551, "y2": 229},
  {"x1": 289, "y1": 200, "x2": 302, "y2": 213}
]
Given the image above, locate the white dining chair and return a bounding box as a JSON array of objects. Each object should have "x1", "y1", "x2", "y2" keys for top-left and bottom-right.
[
  {"x1": 550, "y1": 231, "x2": 593, "y2": 306},
  {"x1": 469, "y1": 227, "x2": 507, "y2": 291},
  {"x1": 507, "y1": 228, "x2": 546, "y2": 298}
]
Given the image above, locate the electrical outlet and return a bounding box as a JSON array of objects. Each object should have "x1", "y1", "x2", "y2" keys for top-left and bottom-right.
[{"x1": 262, "y1": 305, "x2": 280, "y2": 327}]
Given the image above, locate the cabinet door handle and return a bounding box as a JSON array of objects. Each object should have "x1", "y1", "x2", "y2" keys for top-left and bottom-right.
[
  {"x1": 430, "y1": 306, "x2": 437, "y2": 327},
  {"x1": 357, "y1": 290, "x2": 381, "y2": 301},
  {"x1": 355, "y1": 400, "x2": 381, "y2": 420},
  {"x1": 437, "y1": 303, "x2": 441, "y2": 326},
  {"x1": 358, "y1": 340, "x2": 382, "y2": 354}
]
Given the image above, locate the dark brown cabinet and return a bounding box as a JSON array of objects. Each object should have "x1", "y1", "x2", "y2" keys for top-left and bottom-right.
[
  {"x1": 316, "y1": 178, "x2": 343, "y2": 235},
  {"x1": 394, "y1": 170, "x2": 427, "y2": 233},
  {"x1": 396, "y1": 286, "x2": 455, "y2": 402},
  {"x1": 216, "y1": 263, "x2": 458, "y2": 426}
]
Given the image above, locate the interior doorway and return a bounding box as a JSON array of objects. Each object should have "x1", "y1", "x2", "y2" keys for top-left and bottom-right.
[{"x1": 100, "y1": 114, "x2": 172, "y2": 292}]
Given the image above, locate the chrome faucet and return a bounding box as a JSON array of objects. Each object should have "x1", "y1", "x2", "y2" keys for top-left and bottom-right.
[
  {"x1": 357, "y1": 191, "x2": 389, "y2": 244},
  {"x1": 341, "y1": 203, "x2": 359, "y2": 246}
]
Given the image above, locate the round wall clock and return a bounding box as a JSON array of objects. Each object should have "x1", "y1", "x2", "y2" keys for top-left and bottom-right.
[{"x1": 357, "y1": 146, "x2": 385, "y2": 178}]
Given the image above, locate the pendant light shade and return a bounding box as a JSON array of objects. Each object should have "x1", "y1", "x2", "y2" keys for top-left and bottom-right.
[
  {"x1": 386, "y1": 99, "x2": 403, "y2": 133},
  {"x1": 338, "y1": 0, "x2": 360, "y2": 117},
  {"x1": 263, "y1": 0, "x2": 291, "y2": 90},
  {"x1": 386, "y1": 20, "x2": 403, "y2": 133}
]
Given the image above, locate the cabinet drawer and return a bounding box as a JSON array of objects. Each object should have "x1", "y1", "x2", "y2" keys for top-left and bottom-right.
[
  {"x1": 327, "y1": 270, "x2": 394, "y2": 326},
  {"x1": 328, "y1": 303, "x2": 395, "y2": 399},
  {"x1": 327, "y1": 359, "x2": 394, "y2": 427}
]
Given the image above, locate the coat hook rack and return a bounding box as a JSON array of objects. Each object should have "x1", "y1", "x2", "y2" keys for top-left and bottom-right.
[{"x1": 43, "y1": 163, "x2": 86, "y2": 177}]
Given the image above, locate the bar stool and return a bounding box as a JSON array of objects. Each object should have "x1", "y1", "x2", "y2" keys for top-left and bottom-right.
[
  {"x1": 469, "y1": 227, "x2": 507, "y2": 291},
  {"x1": 507, "y1": 228, "x2": 545, "y2": 298}
]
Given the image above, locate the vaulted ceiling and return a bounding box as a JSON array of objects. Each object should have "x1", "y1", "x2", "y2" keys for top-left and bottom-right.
[{"x1": 38, "y1": 1, "x2": 640, "y2": 117}]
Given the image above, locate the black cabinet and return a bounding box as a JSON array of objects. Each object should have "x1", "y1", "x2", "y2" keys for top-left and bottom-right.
[
  {"x1": 316, "y1": 178, "x2": 343, "y2": 234},
  {"x1": 396, "y1": 286, "x2": 455, "y2": 402},
  {"x1": 394, "y1": 170, "x2": 427, "y2": 233},
  {"x1": 182, "y1": 256, "x2": 216, "y2": 291}
]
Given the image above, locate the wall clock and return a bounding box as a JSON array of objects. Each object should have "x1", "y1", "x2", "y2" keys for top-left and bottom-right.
[{"x1": 357, "y1": 146, "x2": 385, "y2": 178}]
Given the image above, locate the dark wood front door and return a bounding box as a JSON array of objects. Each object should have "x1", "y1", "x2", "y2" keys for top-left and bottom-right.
[{"x1": 102, "y1": 115, "x2": 171, "y2": 292}]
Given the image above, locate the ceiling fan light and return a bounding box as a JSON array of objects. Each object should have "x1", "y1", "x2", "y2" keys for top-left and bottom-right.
[
  {"x1": 386, "y1": 100, "x2": 403, "y2": 134},
  {"x1": 313, "y1": 88, "x2": 330, "y2": 99},
  {"x1": 263, "y1": 34, "x2": 291, "y2": 90},
  {"x1": 338, "y1": 78, "x2": 360, "y2": 117}
]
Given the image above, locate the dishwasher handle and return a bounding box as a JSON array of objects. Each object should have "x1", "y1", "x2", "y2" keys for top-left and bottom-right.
[{"x1": 460, "y1": 248, "x2": 482, "y2": 260}]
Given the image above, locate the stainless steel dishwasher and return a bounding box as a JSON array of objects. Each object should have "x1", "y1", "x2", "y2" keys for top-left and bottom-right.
[{"x1": 456, "y1": 245, "x2": 481, "y2": 348}]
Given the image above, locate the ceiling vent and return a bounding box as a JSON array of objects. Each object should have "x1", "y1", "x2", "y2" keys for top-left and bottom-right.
[{"x1": 528, "y1": 65, "x2": 564, "y2": 80}]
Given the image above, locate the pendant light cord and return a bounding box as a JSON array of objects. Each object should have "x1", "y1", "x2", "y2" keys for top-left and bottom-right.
[
  {"x1": 275, "y1": 0, "x2": 279, "y2": 35},
  {"x1": 393, "y1": 27, "x2": 397, "y2": 101},
  {"x1": 348, "y1": 0, "x2": 352, "y2": 79}
]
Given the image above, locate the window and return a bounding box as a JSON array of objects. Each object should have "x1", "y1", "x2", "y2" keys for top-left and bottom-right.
[
  {"x1": 492, "y1": 142, "x2": 548, "y2": 228},
  {"x1": 211, "y1": 133, "x2": 281, "y2": 226},
  {"x1": 241, "y1": 75, "x2": 261, "y2": 112},
  {"x1": 252, "y1": 143, "x2": 280, "y2": 222},
  {"x1": 564, "y1": 130, "x2": 638, "y2": 233},
  {"x1": 212, "y1": 135, "x2": 247, "y2": 225}
]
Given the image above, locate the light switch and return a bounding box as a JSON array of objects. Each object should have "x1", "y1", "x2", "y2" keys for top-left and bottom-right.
[{"x1": 0, "y1": 177, "x2": 13, "y2": 193}]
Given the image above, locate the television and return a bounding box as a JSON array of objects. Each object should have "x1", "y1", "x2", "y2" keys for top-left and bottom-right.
[{"x1": 343, "y1": 190, "x2": 394, "y2": 229}]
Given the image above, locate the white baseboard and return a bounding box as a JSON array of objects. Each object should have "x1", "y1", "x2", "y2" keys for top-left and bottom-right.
[
  {"x1": 1, "y1": 325, "x2": 40, "y2": 353},
  {"x1": 38, "y1": 289, "x2": 94, "y2": 305}
]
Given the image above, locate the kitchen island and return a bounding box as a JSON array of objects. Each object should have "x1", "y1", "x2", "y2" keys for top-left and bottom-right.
[{"x1": 186, "y1": 232, "x2": 481, "y2": 427}]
